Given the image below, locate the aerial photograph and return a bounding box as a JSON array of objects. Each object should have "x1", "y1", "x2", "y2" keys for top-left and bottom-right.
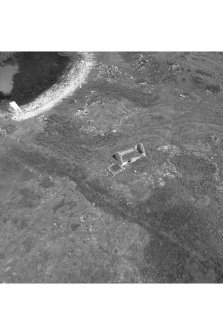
[{"x1": 1, "y1": 51, "x2": 223, "y2": 283}]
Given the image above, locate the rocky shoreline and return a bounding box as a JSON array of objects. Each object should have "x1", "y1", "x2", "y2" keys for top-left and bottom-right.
[{"x1": 12, "y1": 52, "x2": 96, "y2": 121}]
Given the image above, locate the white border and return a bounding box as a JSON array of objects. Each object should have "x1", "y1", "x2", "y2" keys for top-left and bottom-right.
[
  {"x1": 0, "y1": 285, "x2": 222, "y2": 335},
  {"x1": 1, "y1": 0, "x2": 223, "y2": 51}
]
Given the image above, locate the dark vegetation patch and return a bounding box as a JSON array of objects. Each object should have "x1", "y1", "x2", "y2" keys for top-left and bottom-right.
[
  {"x1": 190, "y1": 74, "x2": 221, "y2": 94},
  {"x1": 0, "y1": 92, "x2": 10, "y2": 103},
  {"x1": 156, "y1": 204, "x2": 201, "y2": 245},
  {"x1": 70, "y1": 223, "x2": 81, "y2": 231},
  {"x1": 170, "y1": 153, "x2": 217, "y2": 177},
  {"x1": 129, "y1": 157, "x2": 149, "y2": 173},
  {"x1": 119, "y1": 52, "x2": 140, "y2": 64},
  {"x1": 206, "y1": 134, "x2": 220, "y2": 146},
  {"x1": 0, "y1": 52, "x2": 16, "y2": 65},
  {"x1": 10, "y1": 144, "x2": 86, "y2": 183},
  {"x1": 138, "y1": 186, "x2": 222, "y2": 282},
  {"x1": 188, "y1": 178, "x2": 216, "y2": 197},
  {"x1": 191, "y1": 75, "x2": 205, "y2": 89},
  {"x1": 16, "y1": 187, "x2": 41, "y2": 208},
  {"x1": 212, "y1": 259, "x2": 223, "y2": 282},
  {"x1": 92, "y1": 81, "x2": 159, "y2": 107},
  {"x1": 143, "y1": 237, "x2": 191, "y2": 282},
  {"x1": 13, "y1": 218, "x2": 29, "y2": 230},
  {"x1": 86, "y1": 177, "x2": 111, "y2": 198},
  {"x1": 0, "y1": 153, "x2": 22, "y2": 174},
  {"x1": 72, "y1": 80, "x2": 159, "y2": 108},
  {"x1": 0, "y1": 252, "x2": 6, "y2": 260},
  {"x1": 128, "y1": 183, "x2": 223, "y2": 282},
  {"x1": 195, "y1": 69, "x2": 214, "y2": 79},
  {"x1": 53, "y1": 198, "x2": 66, "y2": 213},
  {"x1": 143, "y1": 237, "x2": 216, "y2": 282},
  {"x1": 22, "y1": 236, "x2": 35, "y2": 253},
  {"x1": 205, "y1": 83, "x2": 221, "y2": 93},
  {"x1": 7, "y1": 52, "x2": 70, "y2": 105},
  {"x1": 39, "y1": 176, "x2": 54, "y2": 189},
  {"x1": 162, "y1": 74, "x2": 178, "y2": 84},
  {"x1": 22, "y1": 168, "x2": 35, "y2": 181},
  {"x1": 35, "y1": 114, "x2": 121, "y2": 161}
]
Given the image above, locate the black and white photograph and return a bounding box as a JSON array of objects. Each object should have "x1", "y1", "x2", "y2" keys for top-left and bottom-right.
[
  {"x1": 1, "y1": 1, "x2": 223, "y2": 334},
  {"x1": 1, "y1": 51, "x2": 223, "y2": 283}
]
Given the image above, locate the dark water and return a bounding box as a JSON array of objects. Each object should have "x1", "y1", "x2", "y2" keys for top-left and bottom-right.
[
  {"x1": 0, "y1": 64, "x2": 18, "y2": 94},
  {"x1": 0, "y1": 52, "x2": 70, "y2": 105}
]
